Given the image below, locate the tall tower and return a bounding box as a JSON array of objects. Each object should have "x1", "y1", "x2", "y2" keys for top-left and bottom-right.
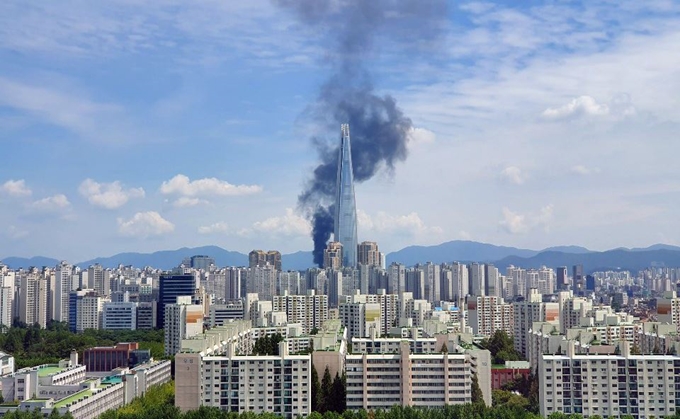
[{"x1": 334, "y1": 124, "x2": 358, "y2": 268}]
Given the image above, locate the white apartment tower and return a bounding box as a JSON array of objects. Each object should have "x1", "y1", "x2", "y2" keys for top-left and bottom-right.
[
  {"x1": 272, "y1": 290, "x2": 329, "y2": 334},
  {"x1": 164, "y1": 296, "x2": 204, "y2": 356},
  {"x1": 513, "y1": 289, "x2": 559, "y2": 358},
  {"x1": 19, "y1": 270, "x2": 47, "y2": 328},
  {"x1": 467, "y1": 295, "x2": 513, "y2": 337},
  {"x1": 54, "y1": 261, "x2": 73, "y2": 322}
]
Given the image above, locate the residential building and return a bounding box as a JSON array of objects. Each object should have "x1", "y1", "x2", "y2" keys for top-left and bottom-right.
[
  {"x1": 272, "y1": 290, "x2": 329, "y2": 334},
  {"x1": 513, "y1": 289, "x2": 559, "y2": 358},
  {"x1": 357, "y1": 242, "x2": 381, "y2": 267},
  {"x1": 467, "y1": 295, "x2": 513, "y2": 337},
  {"x1": 249, "y1": 250, "x2": 282, "y2": 271},
  {"x1": 69, "y1": 289, "x2": 102, "y2": 333},
  {"x1": 539, "y1": 341, "x2": 680, "y2": 418},
  {"x1": 164, "y1": 296, "x2": 204, "y2": 356}
]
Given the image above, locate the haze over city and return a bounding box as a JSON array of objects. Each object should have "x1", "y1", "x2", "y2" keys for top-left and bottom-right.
[{"x1": 1, "y1": 1, "x2": 679, "y2": 262}]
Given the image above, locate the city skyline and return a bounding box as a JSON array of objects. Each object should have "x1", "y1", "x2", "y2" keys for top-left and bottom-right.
[{"x1": 1, "y1": 1, "x2": 679, "y2": 262}]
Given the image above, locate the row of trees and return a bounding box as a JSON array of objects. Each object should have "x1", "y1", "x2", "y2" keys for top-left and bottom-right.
[
  {"x1": 0, "y1": 322, "x2": 165, "y2": 369},
  {"x1": 478, "y1": 330, "x2": 522, "y2": 365},
  {"x1": 251, "y1": 334, "x2": 284, "y2": 356},
  {"x1": 96, "y1": 381, "x2": 670, "y2": 419},
  {"x1": 311, "y1": 366, "x2": 346, "y2": 413}
]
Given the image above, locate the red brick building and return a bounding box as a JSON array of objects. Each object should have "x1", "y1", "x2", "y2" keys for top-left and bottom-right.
[{"x1": 83, "y1": 342, "x2": 149, "y2": 372}]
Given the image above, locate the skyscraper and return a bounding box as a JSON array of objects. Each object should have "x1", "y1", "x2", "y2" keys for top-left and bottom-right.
[{"x1": 334, "y1": 124, "x2": 358, "y2": 268}]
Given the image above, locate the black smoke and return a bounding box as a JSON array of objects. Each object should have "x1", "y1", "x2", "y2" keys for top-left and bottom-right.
[{"x1": 276, "y1": 0, "x2": 448, "y2": 266}]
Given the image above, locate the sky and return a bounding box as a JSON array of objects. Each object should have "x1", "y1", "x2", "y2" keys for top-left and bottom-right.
[{"x1": 1, "y1": 0, "x2": 679, "y2": 262}]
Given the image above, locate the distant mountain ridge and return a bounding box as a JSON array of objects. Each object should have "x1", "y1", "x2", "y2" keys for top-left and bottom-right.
[{"x1": 2, "y1": 241, "x2": 679, "y2": 273}]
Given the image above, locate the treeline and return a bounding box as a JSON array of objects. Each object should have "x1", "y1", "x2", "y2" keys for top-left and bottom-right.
[
  {"x1": 311, "y1": 366, "x2": 346, "y2": 413},
  {"x1": 251, "y1": 334, "x2": 284, "y2": 356},
  {"x1": 96, "y1": 380, "x2": 665, "y2": 419},
  {"x1": 478, "y1": 330, "x2": 522, "y2": 365},
  {"x1": 0, "y1": 322, "x2": 165, "y2": 369},
  {"x1": 1, "y1": 410, "x2": 74, "y2": 419}
]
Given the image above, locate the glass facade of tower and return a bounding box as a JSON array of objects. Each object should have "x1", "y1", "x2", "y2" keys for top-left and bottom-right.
[{"x1": 334, "y1": 124, "x2": 358, "y2": 267}]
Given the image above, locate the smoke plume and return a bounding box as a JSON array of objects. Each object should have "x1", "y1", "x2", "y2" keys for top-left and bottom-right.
[{"x1": 277, "y1": 0, "x2": 448, "y2": 266}]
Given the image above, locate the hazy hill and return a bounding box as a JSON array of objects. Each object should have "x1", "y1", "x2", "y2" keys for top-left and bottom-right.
[
  {"x1": 0, "y1": 256, "x2": 60, "y2": 269},
  {"x1": 385, "y1": 240, "x2": 539, "y2": 266},
  {"x1": 78, "y1": 246, "x2": 248, "y2": 269}
]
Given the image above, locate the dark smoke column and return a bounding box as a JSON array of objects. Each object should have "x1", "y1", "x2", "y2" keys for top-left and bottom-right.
[
  {"x1": 334, "y1": 124, "x2": 358, "y2": 267},
  {"x1": 278, "y1": 0, "x2": 448, "y2": 267}
]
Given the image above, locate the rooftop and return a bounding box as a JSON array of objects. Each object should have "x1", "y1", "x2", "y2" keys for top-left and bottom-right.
[
  {"x1": 53, "y1": 389, "x2": 93, "y2": 408},
  {"x1": 38, "y1": 366, "x2": 64, "y2": 377}
]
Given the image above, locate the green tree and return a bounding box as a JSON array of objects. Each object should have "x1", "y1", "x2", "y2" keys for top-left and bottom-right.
[
  {"x1": 311, "y1": 364, "x2": 321, "y2": 412},
  {"x1": 471, "y1": 373, "x2": 484, "y2": 405},
  {"x1": 319, "y1": 366, "x2": 333, "y2": 413},
  {"x1": 331, "y1": 372, "x2": 346, "y2": 413}
]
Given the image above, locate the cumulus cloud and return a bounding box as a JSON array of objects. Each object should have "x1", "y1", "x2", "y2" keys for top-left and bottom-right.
[
  {"x1": 160, "y1": 174, "x2": 262, "y2": 198},
  {"x1": 172, "y1": 197, "x2": 209, "y2": 208},
  {"x1": 408, "y1": 127, "x2": 436, "y2": 146},
  {"x1": 358, "y1": 210, "x2": 443, "y2": 236},
  {"x1": 29, "y1": 194, "x2": 71, "y2": 212},
  {"x1": 117, "y1": 211, "x2": 174, "y2": 238},
  {"x1": 570, "y1": 165, "x2": 600, "y2": 175},
  {"x1": 78, "y1": 178, "x2": 144, "y2": 209},
  {"x1": 5, "y1": 225, "x2": 28, "y2": 240},
  {"x1": 249, "y1": 208, "x2": 312, "y2": 237},
  {"x1": 542, "y1": 96, "x2": 609, "y2": 120},
  {"x1": 500, "y1": 204, "x2": 554, "y2": 234},
  {"x1": 1, "y1": 179, "x2": 32, "y2": 197},
  {"x1": 499, "y1": 166, "x2": 526, "y2": 185},
  {"x1": 198, "y1": 222, "x2": 229, "y2": 235}
]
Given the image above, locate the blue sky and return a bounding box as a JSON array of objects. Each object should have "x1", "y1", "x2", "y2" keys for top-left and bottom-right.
[{"x1": 1, "y1": 0, "x2": 679, "y2": 262}]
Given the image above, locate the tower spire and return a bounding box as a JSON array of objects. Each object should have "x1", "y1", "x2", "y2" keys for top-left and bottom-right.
[{"x1": 334, "y1": 124, "x2": 358, "y2": 267}]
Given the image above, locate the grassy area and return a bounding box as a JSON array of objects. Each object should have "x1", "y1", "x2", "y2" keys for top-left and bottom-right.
[
  {"x1": 53, "y1": 389, "x2": 93, "y2": 408},
  {"x1": 38, "y1": 365, "x2": 64, "y2": 377}
]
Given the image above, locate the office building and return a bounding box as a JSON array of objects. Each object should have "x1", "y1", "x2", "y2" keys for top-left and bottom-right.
[
  {"x1": 556, "y1": 266, "x2": 568, "y2": 290},
  {"x1": 157, "y1": 274, "x2": 196, "y2": 329},
  {"x1": 102, "y1": 301, "x2": 137, "y2": 330},
  {"x1": 136, "y1": 302, "x2": 156, "y2": 330},
  {"x1": 209, "y1": 301, "x2": 245, "y2": 327},
  {"x1": 182, "y1": 255, "x2": 215, "y2": 270},
  {"x1": 334, "y1": 124, "x2": 358, "y2": 268},
  {"x1": 83, "y1": 342, "x2": 148, "y2": 372}
]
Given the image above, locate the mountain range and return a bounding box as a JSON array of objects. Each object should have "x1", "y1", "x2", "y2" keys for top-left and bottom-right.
[{"x1": 3, "y1": 241, "x2": 680, "y2": 273}]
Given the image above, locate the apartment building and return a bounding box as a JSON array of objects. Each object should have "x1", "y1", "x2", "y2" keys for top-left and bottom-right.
[
  {"x1": 539, "y1": 341, "x2": 680, "y2": 419},
  {"x1": 345, "y1": 341, "x2": 476, "y2": 410},
  {"x1": 175, "y1": 343, "x2": 311, "y2": 418},
  {"x1": 272, "y1": 290, "x2": 328, "y2": 334},
  {"x1": 513, "y1": 289, "x2": 559, "y2": 358},
  {"x1": 164, "y1": 296, "x2": 204, "y2": 356},
  {"x1": 467, "y1": 295, "x2": 513, "y2": 337}
]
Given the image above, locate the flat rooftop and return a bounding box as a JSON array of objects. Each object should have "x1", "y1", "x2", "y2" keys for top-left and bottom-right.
[{"x1": 38, "y1": 366, "x2": 64, "y2": 377}]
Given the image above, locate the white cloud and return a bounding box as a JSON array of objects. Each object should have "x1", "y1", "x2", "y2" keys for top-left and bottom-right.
[
  {"x1": 570, "y1": 165, "x2": 600, "y2": 175},
  {"x1": 172, "y1": 197, "x2": 209, "y2": 208},
  {"x1": 1, "y1": 179, "x2": 32, "y2": 197},
  {"x1": 117, "y1": 211, "x2": 174, "y2": 238},
  {"x1": 499, "y1": 204, "x2": 554, "y2": 234},
  {"x1": 30, "y1": 194, "x2": 71, "y2": 212},
  {"x1": 358, "y1": 210, "x2": 443, "y2": 236},
  {"x1": 499, "y1": 207, "x2": 527, "y2": 234},
  {"x1": 5, "y1": 225, "x2": 28, "y2": 240},
  {"x1": 250, "y1": 208, "x2": 311, "y2": 237},
  {"x1": 459, "y1": 230, "x2": 472, "y2": 240},
  {"x1": 499, "y1": 166, "x2": 526, "y2": 185},
  {"x1": 78, "y1": 178, "x2": 144, "y2": 209},
  {"x1": 408, "y1": 127, "x2": 436, "y2": 146},
  {"x1": 160, "y1": 174, "x2": 262, "y2": 198},
  {"x1": 198, "y1": 222, "x2": 230, "y2": 235},
  {"x1": 542, "y1": 95, "x2": 610, "y2": 120}
]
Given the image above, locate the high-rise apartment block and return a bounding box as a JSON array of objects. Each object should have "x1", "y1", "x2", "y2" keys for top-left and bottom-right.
[
  {"x1": 249, "y1": 250, "x2": 282, "y2": 271},
  {"x1": 539, "y1": 341, "x2": 680, "y2": 418},
  {"x1": 357, "y1": 241, "x2": 381, "y2": 267},
  {"x1": 19, "y1": 270, "x2": 47, "y2": 328},
  {"x1": 164, "y1": 296, "x2": 204, "y2": 356},
  {"x1": 69, "y1": 289, "x2": 102, "y2": 332},
  {"x1": 513, "y1": 289, "x2": 559, "y2": 358},
  {"x1": 334, "y1": 124, "x2": 358, "y2": 268},
  {"x1": 467, "y1": 296, "x2": 513, "y2": 337},
  {"x1": 272, "y1": 290, "x2": 328, "y2": 334},
  {"x1": 323, "y1": 242, "x2": 343, "y2": 270}
]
